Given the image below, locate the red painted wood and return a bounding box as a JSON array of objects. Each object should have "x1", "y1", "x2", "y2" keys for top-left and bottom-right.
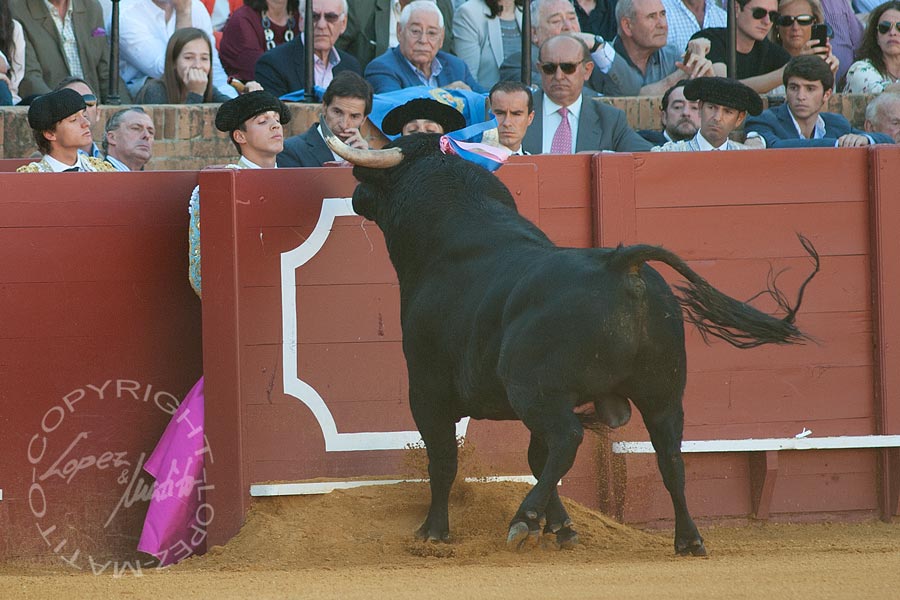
[{"x1": 749, "y1": 450, "x2": 779, "y2": 519}]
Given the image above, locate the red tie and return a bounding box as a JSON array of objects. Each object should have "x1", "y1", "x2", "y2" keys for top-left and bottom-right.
[{"x1": 550, "y1": 107, "x2": 572, "y2": 154}]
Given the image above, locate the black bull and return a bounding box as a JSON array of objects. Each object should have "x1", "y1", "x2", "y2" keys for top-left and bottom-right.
[{"x1": 323, "y1": 125, "x2": 819, "y2": 556}]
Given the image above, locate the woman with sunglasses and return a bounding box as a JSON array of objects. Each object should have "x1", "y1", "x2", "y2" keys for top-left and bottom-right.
[
  {"x1": 844, "y1": 1, "x2": 900, "y2": 94},
  {"x1": 219, "y1": 0, "x2": 302, "y2": 82},
  {"x1": 137, "y1": 28, "x2": 235, "y2": 104},
  {"x1": 768, "y1": 0, "x2": 839, "y2": 94}
]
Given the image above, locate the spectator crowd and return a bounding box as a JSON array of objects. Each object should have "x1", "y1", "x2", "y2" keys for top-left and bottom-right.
[{"x1": 3, "y1": 0, "x2": 900, "y2": 171}]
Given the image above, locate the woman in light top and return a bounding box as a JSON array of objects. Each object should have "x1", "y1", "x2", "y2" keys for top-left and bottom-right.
[
  {"x1": 453, "y1": 0, "x2": 523, "y2": 90},
  {"x1": 843, "y1": 1, "x2": 900, "y2": 95}
]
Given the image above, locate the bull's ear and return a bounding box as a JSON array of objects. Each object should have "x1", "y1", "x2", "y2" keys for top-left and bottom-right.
[{"x1": 320, "y1": 115, "x2": 404, "y2": 168}]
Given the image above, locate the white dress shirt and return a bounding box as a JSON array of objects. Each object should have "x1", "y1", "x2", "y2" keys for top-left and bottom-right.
[
  {"x1": 541, "y1": 94, "x2": 583, "y2": 154},
  {"x1": 118, "y1": 0, "x2": 236, "y2": 99}
]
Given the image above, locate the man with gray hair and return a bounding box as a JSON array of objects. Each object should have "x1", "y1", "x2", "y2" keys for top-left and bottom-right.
[
  {"x1": 364, "y1": 0, "x2": 484, "y2": 92},
  {"x1": 864, "y1": 93, "x2": 900, "y2": 144},
  {"x1": 103, "y1": 107, "x2": 156, "y2": 172}
]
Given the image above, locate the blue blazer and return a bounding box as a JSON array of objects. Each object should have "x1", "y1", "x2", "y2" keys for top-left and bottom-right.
[
  {"x1": 744, "y1": 103, "x2": 893, "y2": 148},
  {"x1": 255, "y1": 38, "x2": 362, "y2": 98},
  {"x1": 277, "y1": 124, "x2": 334, "y2": 168},
  {"x1": 364, "y1": 47, "x2": 486, "y2": 94}
]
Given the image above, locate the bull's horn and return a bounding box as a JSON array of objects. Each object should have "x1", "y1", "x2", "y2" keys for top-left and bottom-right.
[{"x1": 319, "y1": 115, "x2": 404, "y2": 168}]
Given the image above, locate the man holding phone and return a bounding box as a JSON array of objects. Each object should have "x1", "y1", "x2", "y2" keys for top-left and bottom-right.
[{"x1": 743, "y1": 55, "x2": 894, "y2": 147}]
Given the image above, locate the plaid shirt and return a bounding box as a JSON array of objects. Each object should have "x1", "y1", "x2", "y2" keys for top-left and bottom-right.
[
  {"x1": 42, "y1": 0, "x2": 84, "y2": 78},
  {"x1": 662, "y1": 0, "x2": 727, "y2": 52}
]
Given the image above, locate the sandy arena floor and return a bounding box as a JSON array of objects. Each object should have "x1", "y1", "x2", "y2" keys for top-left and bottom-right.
[{"x1": 3, "y1": 481, "x2": 898, "y2": 599}]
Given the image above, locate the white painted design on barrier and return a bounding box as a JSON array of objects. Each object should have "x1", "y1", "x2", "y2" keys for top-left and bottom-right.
[{"x1": 280, "y1": 197, "x2": 470, "y2": 452}]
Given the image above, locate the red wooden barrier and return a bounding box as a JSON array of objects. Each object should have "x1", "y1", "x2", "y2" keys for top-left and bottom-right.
[{"x1": 0, "y1": 172, "x2": 202, "y2": 565}]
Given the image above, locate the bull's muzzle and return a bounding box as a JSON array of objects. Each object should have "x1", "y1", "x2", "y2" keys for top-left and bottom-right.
[{"x1": 319, "y1": 115, "x2": 404, "y2": 168}]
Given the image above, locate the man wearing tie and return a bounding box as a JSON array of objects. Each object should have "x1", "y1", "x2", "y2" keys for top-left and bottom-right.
[
  {"x1": 522, "y1": 34, "x2": 652, "y2": 155},
  {"x1": 17, "y1": 88, "x2": 115, "y2": 172}
]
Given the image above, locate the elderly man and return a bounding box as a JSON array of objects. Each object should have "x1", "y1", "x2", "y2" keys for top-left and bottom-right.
[
  {"x1": 744, "y1": 56, "x2": 893, "y2": 148},
  {"x1": 103, "y1": 107, "x2": 156, "y2": 172},
  {"x1": 653, "y1": 76, "x2": 761, "y2": 151},
  {"x1": 11, "y1": 0, "x2": 130, "y2": 102},
  {"x1": 490, "y1": 81, "x2": 535, "y2": 154},
  {"x1": 364, "y1": 0, "x2": 484, "y2": 93},
  {"x1": 118, "y1": 0, "x2": 235, "y2": 100},
  {"x1": 17, "y1": 88, "x2": 115, "y2": 172},
  {"x1": 605, "y1": 0, "x2": 714, "y2": 96},
  {"x1": 338, "y1": 0, "x2": 456, "y2": 70},
  {"x1": 256, "y1": 0, "x2": 362, "y2": 98},
  {"x1": 638, "y1": 79, "x2": 700, "y2": 143},
  {"x1": 522, "y1": 35, "x2": 652, "y2": 153},
  {"x1": 278, "y1": 71, "x2": 373, "y2": 167},
  {"x1": 865, "y1": 93, "x2": 900, "y2": 144},
  {"x1": 499, "y1": 0, "x2": 620, "y2": 95}
]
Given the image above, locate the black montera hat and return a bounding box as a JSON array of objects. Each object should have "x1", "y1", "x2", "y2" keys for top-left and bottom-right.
[
  {"x1": 215, "y1": 91, "x2": 292, "y2": 132},
  {"x1": 27, "y1": 88, "x2": 87, "y2": 131},
  {"x1": 381, "y1": 97, "x2": 467, "y2": 136},
  {"x1": 683, "y1": 77, "x2": 764, "y2": 116}
]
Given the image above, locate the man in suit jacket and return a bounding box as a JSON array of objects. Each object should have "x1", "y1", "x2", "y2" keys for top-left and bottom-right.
[
  {"x1": 278, "y1": 71, "x2": 373, "y2": 167},
  {"x1": 637, "y1": 79, "x2": 700, "y2": 144},
  {"x1": 745, "y1": 55, "x2": 894, "y2": 149},
  {"x1": 364, "y1": 1, "x2": 485, "y2": 93},
  {"x1": 256, "y1": 0, "x2": 362, "y2": 98},
  {"x1": 11, "y1": 0, "x2": 129, "y2": 102},
  {"x1": 338, "y1": 0, "x2": 455, "y2": 70},
  {"x1": 522, "y1": 34, "x2": 652, "y2": 154}
]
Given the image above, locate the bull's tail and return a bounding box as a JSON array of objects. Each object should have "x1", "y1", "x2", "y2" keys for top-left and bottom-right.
[{"x1": 607, "y1": 235, "x2": 820, "y2": 349}]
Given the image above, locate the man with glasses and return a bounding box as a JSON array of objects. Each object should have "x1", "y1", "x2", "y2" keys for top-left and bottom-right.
[
  {"x1": 256, "y1": 0, "x2": 362, "y2": 98},
  {"x1": 689, "y1": 0, "x2": 792, "y2": 92},
  {"x1": 364, "y1": 0, "x2": 485, "y2": 93},
  {"x1": 17, "y1": 88, "x2": 116, "y2": 172},
  {"x1": 55, "y1": 76, "x2": 101, "y2": 158},
  {"x1": 278, "y1": 71, "x2": 373, "y2": 167},
  {"x1": 337, "y1": 0, "x2": 456, "y2": 71},
  {"x1": 522, "y1": 34, "x2": 652, "y2": 153},
  {"x1": 743, "y1": 55, "x2": 893, "y2": 147}
]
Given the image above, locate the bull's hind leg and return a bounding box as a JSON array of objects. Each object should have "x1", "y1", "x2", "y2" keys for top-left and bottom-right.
[
  {"x1": 527, "y1": 435, "x2": 579, "y2": 550},
  {"x1": 409, "y1": 392, "x2": 458, "y2": 543},
  {"x1": 643, "y1": 410, "x2": 706, "y2": 556}
]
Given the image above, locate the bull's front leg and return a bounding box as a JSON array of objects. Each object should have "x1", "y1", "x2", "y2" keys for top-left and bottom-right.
[
  {"x1": 508, "y1": 407, "x2": 584, "y2": 551},
  {"x1": 409, "y1": 385, "x2": 458, "y2": 542}
]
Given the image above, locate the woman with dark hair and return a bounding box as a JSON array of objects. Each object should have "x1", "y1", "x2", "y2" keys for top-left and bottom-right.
[
  {"x1": 844, "y1": 1, "x2": 900, "y2": 94},
  {"x1": 136, "y1": 28, "x2": 233, "y2": 104},
  {"x1": 0, "y1": 0, "x2": 24, "y2": 105},
  {"x1": 453, "y1": 0, "x2": 523, "y2": 89},
  {"x1": 219, "y1": 0, "x2": 301, "y2": 82}
]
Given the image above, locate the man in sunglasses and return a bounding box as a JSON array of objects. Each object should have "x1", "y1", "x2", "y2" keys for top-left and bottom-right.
[
  {"x1": 522, "y1": 34, "x2": 652, "y2": 153},
  {"x1": 743, "y1": 55, "x2": 893, "y2": 148},
  {"x1": 17, "y1": 88, "x2": 116, "y2": 172},
  {"x1": 256, "y1": 0, "x2": 363, "y2": 98},
  {"x1": 689, "y1": 0, "x2": 792, "y2": 93},
  {"x1": 55, "y1": 77, "x2": 102, "y2": 158},
  {"x1": 652, "y1": 76, "x2": 762, "y2": 151}
]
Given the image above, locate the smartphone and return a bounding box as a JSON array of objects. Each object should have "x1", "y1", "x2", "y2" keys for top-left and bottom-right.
[{"x1": 811, "y1": 23, "x2": 829, "y2": 48}]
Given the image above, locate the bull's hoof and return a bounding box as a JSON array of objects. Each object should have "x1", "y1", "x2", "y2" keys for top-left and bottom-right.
[
  {"x1": 507, "y1": 521, "x2": 540, "y2": 552},
  {"x1": 542, "y1": 520, "x2": 579, "y2": 550},
  {"x1": 675, "y1": 538, "x2": 707, "y2": 557},
  {"x1": 415, "y1": 523, "x2": 449, "y2": 543}
]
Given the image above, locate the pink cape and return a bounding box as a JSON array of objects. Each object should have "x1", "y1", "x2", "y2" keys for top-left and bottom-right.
[{"x1": 137, "y1": 376, "x2": 207, "y2": 565}]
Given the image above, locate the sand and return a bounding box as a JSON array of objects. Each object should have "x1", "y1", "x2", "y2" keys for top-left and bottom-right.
[{"x1": 2, "y1": 480, "x2": 898, "y2": 599}]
